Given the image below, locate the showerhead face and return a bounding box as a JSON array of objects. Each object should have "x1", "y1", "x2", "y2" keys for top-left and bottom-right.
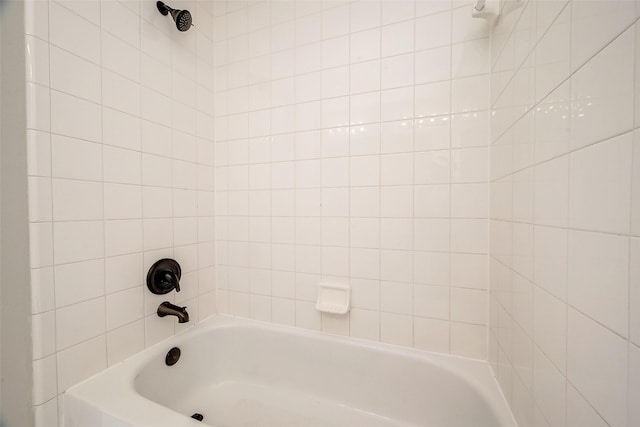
[
  {"x1": 170, "y1": 8, "x2": 192, "y2": 32},
  {"x1": 157, "y1": 1, "x2": 192, "y2": 32}
]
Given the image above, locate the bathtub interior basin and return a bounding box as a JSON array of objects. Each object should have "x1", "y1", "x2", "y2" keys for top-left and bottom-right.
[{"x1": 63, "y1": 315, "x2": 516, "y2": 427}]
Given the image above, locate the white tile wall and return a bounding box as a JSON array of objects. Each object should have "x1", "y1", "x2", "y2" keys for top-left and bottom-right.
[
  {"x1": 489, "y1": 1, "x2": 640, "y2": 426},
  {"x1": 214, "y1": 0, "x2": 491, "y2": 359},
  {"x1": 24, "y1": 0, "x2": 215, "y2": 425},
  {"x1": 23, "y1": 1, "x2": 640, "y2": 426}
]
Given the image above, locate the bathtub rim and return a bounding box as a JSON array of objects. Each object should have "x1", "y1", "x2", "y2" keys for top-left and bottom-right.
[{"x1": 63, "y1": 314, "x2": 517, "y2": 427}]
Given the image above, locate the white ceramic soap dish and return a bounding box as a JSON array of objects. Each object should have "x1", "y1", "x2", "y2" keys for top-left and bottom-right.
[{"x1": 315, "y1": 282, "x2": 350, "y2": 314}]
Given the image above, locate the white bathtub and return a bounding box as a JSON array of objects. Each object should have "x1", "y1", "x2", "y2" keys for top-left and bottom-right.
[{"x1": 64, "y1": 315, "x2": 516, "y2": 427}]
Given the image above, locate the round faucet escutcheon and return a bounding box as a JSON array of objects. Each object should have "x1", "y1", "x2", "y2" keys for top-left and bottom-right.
[{"x1": 147, "y1": 258, "x2": 182, "y2": 294}]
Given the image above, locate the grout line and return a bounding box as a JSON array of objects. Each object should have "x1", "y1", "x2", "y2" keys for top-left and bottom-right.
[
  {"x1": 41, "y1": 0, "x2": 60, "y2": 409},
  {"x1": 377, "y1": 0, "x2": 383, "y2": 344},
  {"x1": 492, "y1": 245, "x2": 633, "y2": 345},
  {"x1": 264, "y1": 3, "x2": 272, "y2": 324},
  {"x1": 626, "y1": 18, "x2": 638, "y2": 426},
  {"x1": 562, "y1": 3, "x2": 573, "y2": 422},
  {"x1": 42, "y1": 0, "x2": 57, "y2": 324},
  {"x1": 317, "y1": 0, "x2": 323, "y2": 334},
  {"x1": 630, "y1": 18, "x2": 640, "y2": 260},
  {"x1": 137, "y1": 3, "x2": 148, "y2": 349},
  {"x1": 410, "y1": 0, "x2": 417, "y2": 350},
  {"x1": 490, "y1": 0, "x2": 570, "y2": 106},
  {"x1": 490, "y1": 128, "x2": 636, "y2": 184},
  {"x1": 292, "y1": 0, "x2": 300, "y2": 330},
  {"x1": 485, "y1": 0, "x2": 496, "y2": 364},
  {"x1": 492, "y1": 12, "x2": 639, "y2": 146},
  {"x1": 447, "y1": 0, "x2": 454, "y2": 355},
  {"x1": 346, "y1": 0, "x2": 353, "y2": 339}
]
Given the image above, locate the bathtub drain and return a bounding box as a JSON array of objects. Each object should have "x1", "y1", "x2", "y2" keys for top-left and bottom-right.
[
  {"x1": 165, "y1": 347, "x2": 181, "y2": 366},
  {"x1": 191, "y1": 413, "x2": 204, "y2": 422}
]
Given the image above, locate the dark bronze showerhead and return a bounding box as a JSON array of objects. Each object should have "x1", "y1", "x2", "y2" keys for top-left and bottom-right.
[{"x1": 157, "y1": 1, "x2": 193, "y2": 32}]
